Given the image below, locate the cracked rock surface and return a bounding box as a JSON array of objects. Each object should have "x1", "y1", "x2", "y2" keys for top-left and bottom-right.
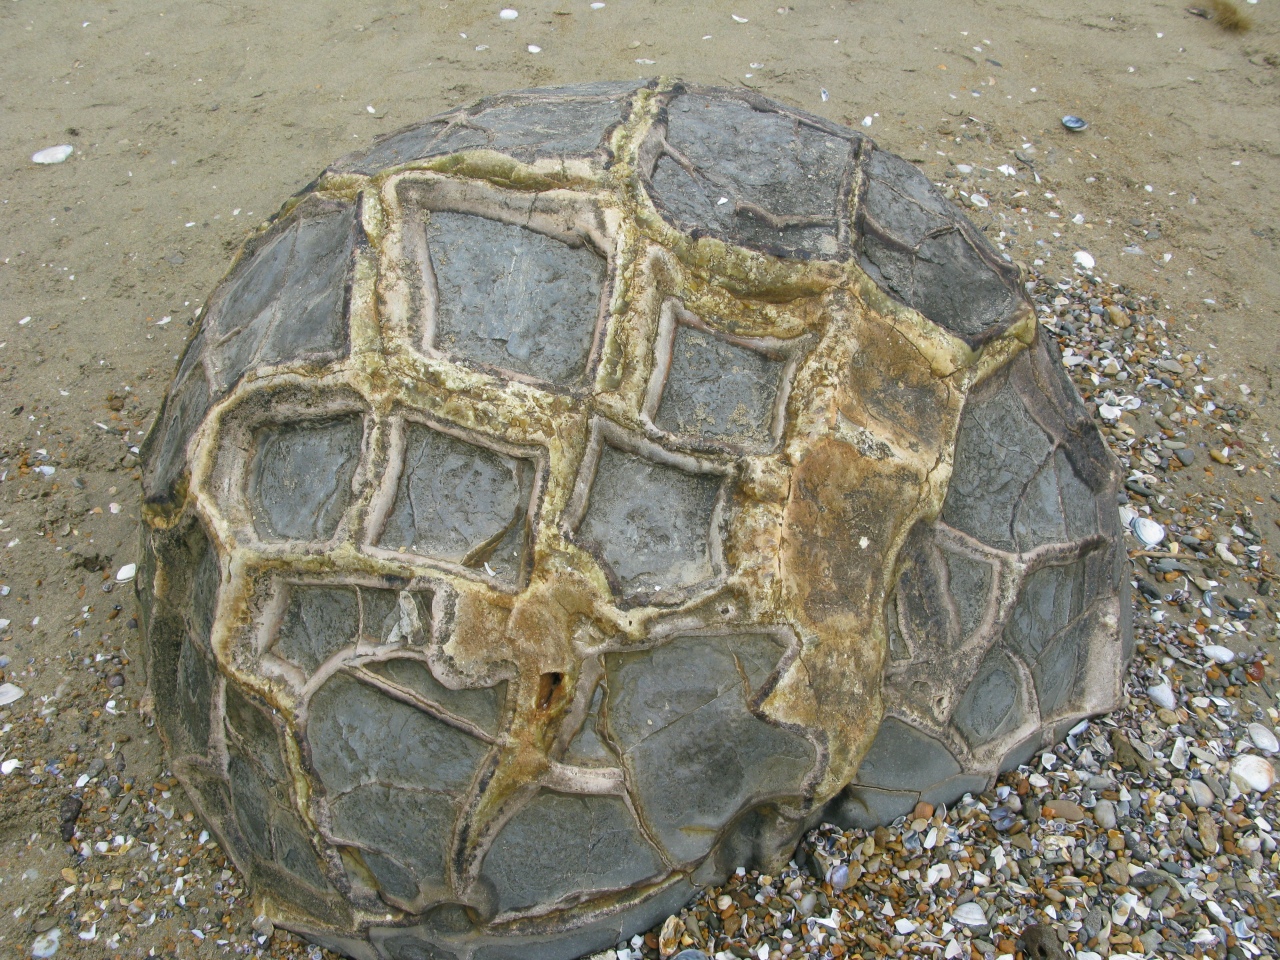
[{"x1": 136, "y1": 81, "x2": 1125, "y2": 960}]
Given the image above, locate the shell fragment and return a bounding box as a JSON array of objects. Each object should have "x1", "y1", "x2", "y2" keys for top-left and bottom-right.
[{"x1": 32, "y1": 145, "x2": 74, "y2": 164}]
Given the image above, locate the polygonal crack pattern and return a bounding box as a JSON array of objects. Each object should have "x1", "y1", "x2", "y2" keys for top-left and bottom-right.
[
  {"x1": 363, "y1": 658, "x2": 507, "y2": 738},
  {"x1": 648, "y1": 91, "x2": 853, "y2": 258},
  {"x1": 603, "y1": 633, "x2": 814, "y2": 865},
  {"x1": 307, "y1": 671, "x2": 492, "y2": 909},
  {"x1": 480, "y1": 792, "x2": 664, "y2": 915},
  {"x1": 339, "y1": 83, "x2": 641, "y2": 175},
  {"x1": 427, "y1": 212, "x2": 605, "y2": 386},
  {"x1": 272, "y1": 585, "x2": 431, "y2": 674},
  {"x1": 206, "y1": 201, "x2": 357, "y2": 395},
  {"x1": 249, "y1": 416, "x2": 363, "y2": 543},
  {"x1": 228, "y1": 747, "x2": 331, "y2": 893},
  {"x1": 857, "y1": 149, "x2": 1018, "y2": 341},
  {"x1": 838, "y1": 346, "x2": 1120, "y2": 824},
  {"x1": 576, "y1": 443, "x2": 721, "y2": 600},
  {"x1": 655, "y1": 324, "x2": 784, "y2": 448},
  {"x1": 377, "y1": 425, "x2": 533, "y2": 583}
]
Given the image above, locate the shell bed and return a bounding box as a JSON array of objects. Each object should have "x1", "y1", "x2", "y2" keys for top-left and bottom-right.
[{"x1": 137, "y1": 79, "x2": 1129, "y2": 960}]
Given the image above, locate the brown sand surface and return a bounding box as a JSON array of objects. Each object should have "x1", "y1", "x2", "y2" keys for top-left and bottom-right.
[{"x1": 0, "y1": 1, "x2": 1276, "y2": 957}]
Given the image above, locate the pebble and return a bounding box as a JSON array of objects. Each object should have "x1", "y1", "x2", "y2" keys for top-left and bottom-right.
[
  {"x1": 1042, "y1": 799, "x2": 1085, "y2": 822},
  {"x1": 1092, "y1": 798, "x2": 1117, "y2": 828},
  {"x1": 1186, "y1": 778, "x2": 1216, "y2": 808}
]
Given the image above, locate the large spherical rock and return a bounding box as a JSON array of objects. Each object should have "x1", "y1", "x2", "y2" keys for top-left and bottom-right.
[{"x1": 138, "y1": 80, "x2": 1128, "y2": 960}]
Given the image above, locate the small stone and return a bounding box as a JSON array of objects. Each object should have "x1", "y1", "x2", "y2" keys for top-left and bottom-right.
[
  {"x1": 1105, "y1": 861, "x2": 1131, "y2": 884},
  {"x1": 1230, "y1": 755, "x2": 1275, "y2": 793},
  {"x1": 1111, "y1": 729, "x2": 1148, "y2": 774},
  {"x1": 1021, "y1": 924, "x2": 1068, "y2": 960},
  {"x1": 1106, "y1": 305, "x2": 1130, "y2": 329},
  {"x1": 1130, "y1": 871, "x2": 1164, "y2": 891},
  {"x1": 1042, "y1": 799, "x2": 1085, "y2": 822},
  {"x1": 1198, "y1": 810, "x2": 1221, "y2": 854},
  {"x1": 1176, "y1": 448, "x2": 1195, "y2": 466},
  {"x1": 1092, "y1": 799, "x2": 1117, "y2": 829},
  {"x1": 672, "y1": 952, "x2": 711, "y2": 960},
  {"x1": 1186, "y1": 779, "x2": 1215, "y2": 808},
  {"x1": 913, "y1": 800, "x2": 935, "y2": 820}
]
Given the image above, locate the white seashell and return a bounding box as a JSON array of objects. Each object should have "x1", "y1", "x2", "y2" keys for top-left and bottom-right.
[
  {"x1": 33, "y1": 144, "x2": 74, "y2": 164},
  {"x1": 1, "y1": 758, "x2": 22, "y2": 775},
  {"x1": 1146, "y1": 682, "x2": 1176, "y2": 710},
  {"x1": 0, "y1": 682, "x2": 24, "y2": 706},
  {"x1": 1215, "y1": 542, "x2": 1239, "y2": 566},
  {"x1": 30, "y1": 928, "x2": 61, "y2": 960},
  {"x1": 895, "y1": 919, "x2": 917, "y2": 934},
  {"x1": 1202, "y1": 644, "x2": 1235, "y2": 664},
  {"x1": 1131, "y1": 517, "x2": 1165, "y2": 547},
  {"x1": 1170, "y1": 736, "x2": 1189, "y2": 770},
  {"x1": 1099, "y1": 403, "x2": 1122, "y2": 420},
  {"x1": 115, "y1": 563, "x2": 137, "y2": 583},
  {"x1": 1073, "y1": 250, "x2": 1095, "y2": 270},
  {"x1": 526, "y1": 44, "x2": 541, "y2": 53},
  {"x1": 952, "y1": 902, "x2": 987, "y2": 927},
  {"x1": 926, "y1": 862, "x2": 951, "y2": 885},
  {"x1": 1118, "y1": 505, "x2": 1138, "y2": 528},
  {"x1": 1248, "y1": 724, "x2": 1279, "y2": 754},
  {"x1": 968, "y1": 193, "x2": 989, "y2": 208},
  {"x1": 498, "y1": 8, "x2": 518, "y2": 19},
  {"x1": 1230, "y1": 755, "x2": 1275, "y2": 793}
]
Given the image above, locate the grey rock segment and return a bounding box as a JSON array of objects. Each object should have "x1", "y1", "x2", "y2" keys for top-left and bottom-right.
[
  {"x1": 427, "y1": 212, "x2": 606, "y2": 386},
  {"x1": 576, "y1": 443, "x2": 721, "y2": 600},
  {"x1": 655, "y1": 324, "x2": 785, "y2": 448}
]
